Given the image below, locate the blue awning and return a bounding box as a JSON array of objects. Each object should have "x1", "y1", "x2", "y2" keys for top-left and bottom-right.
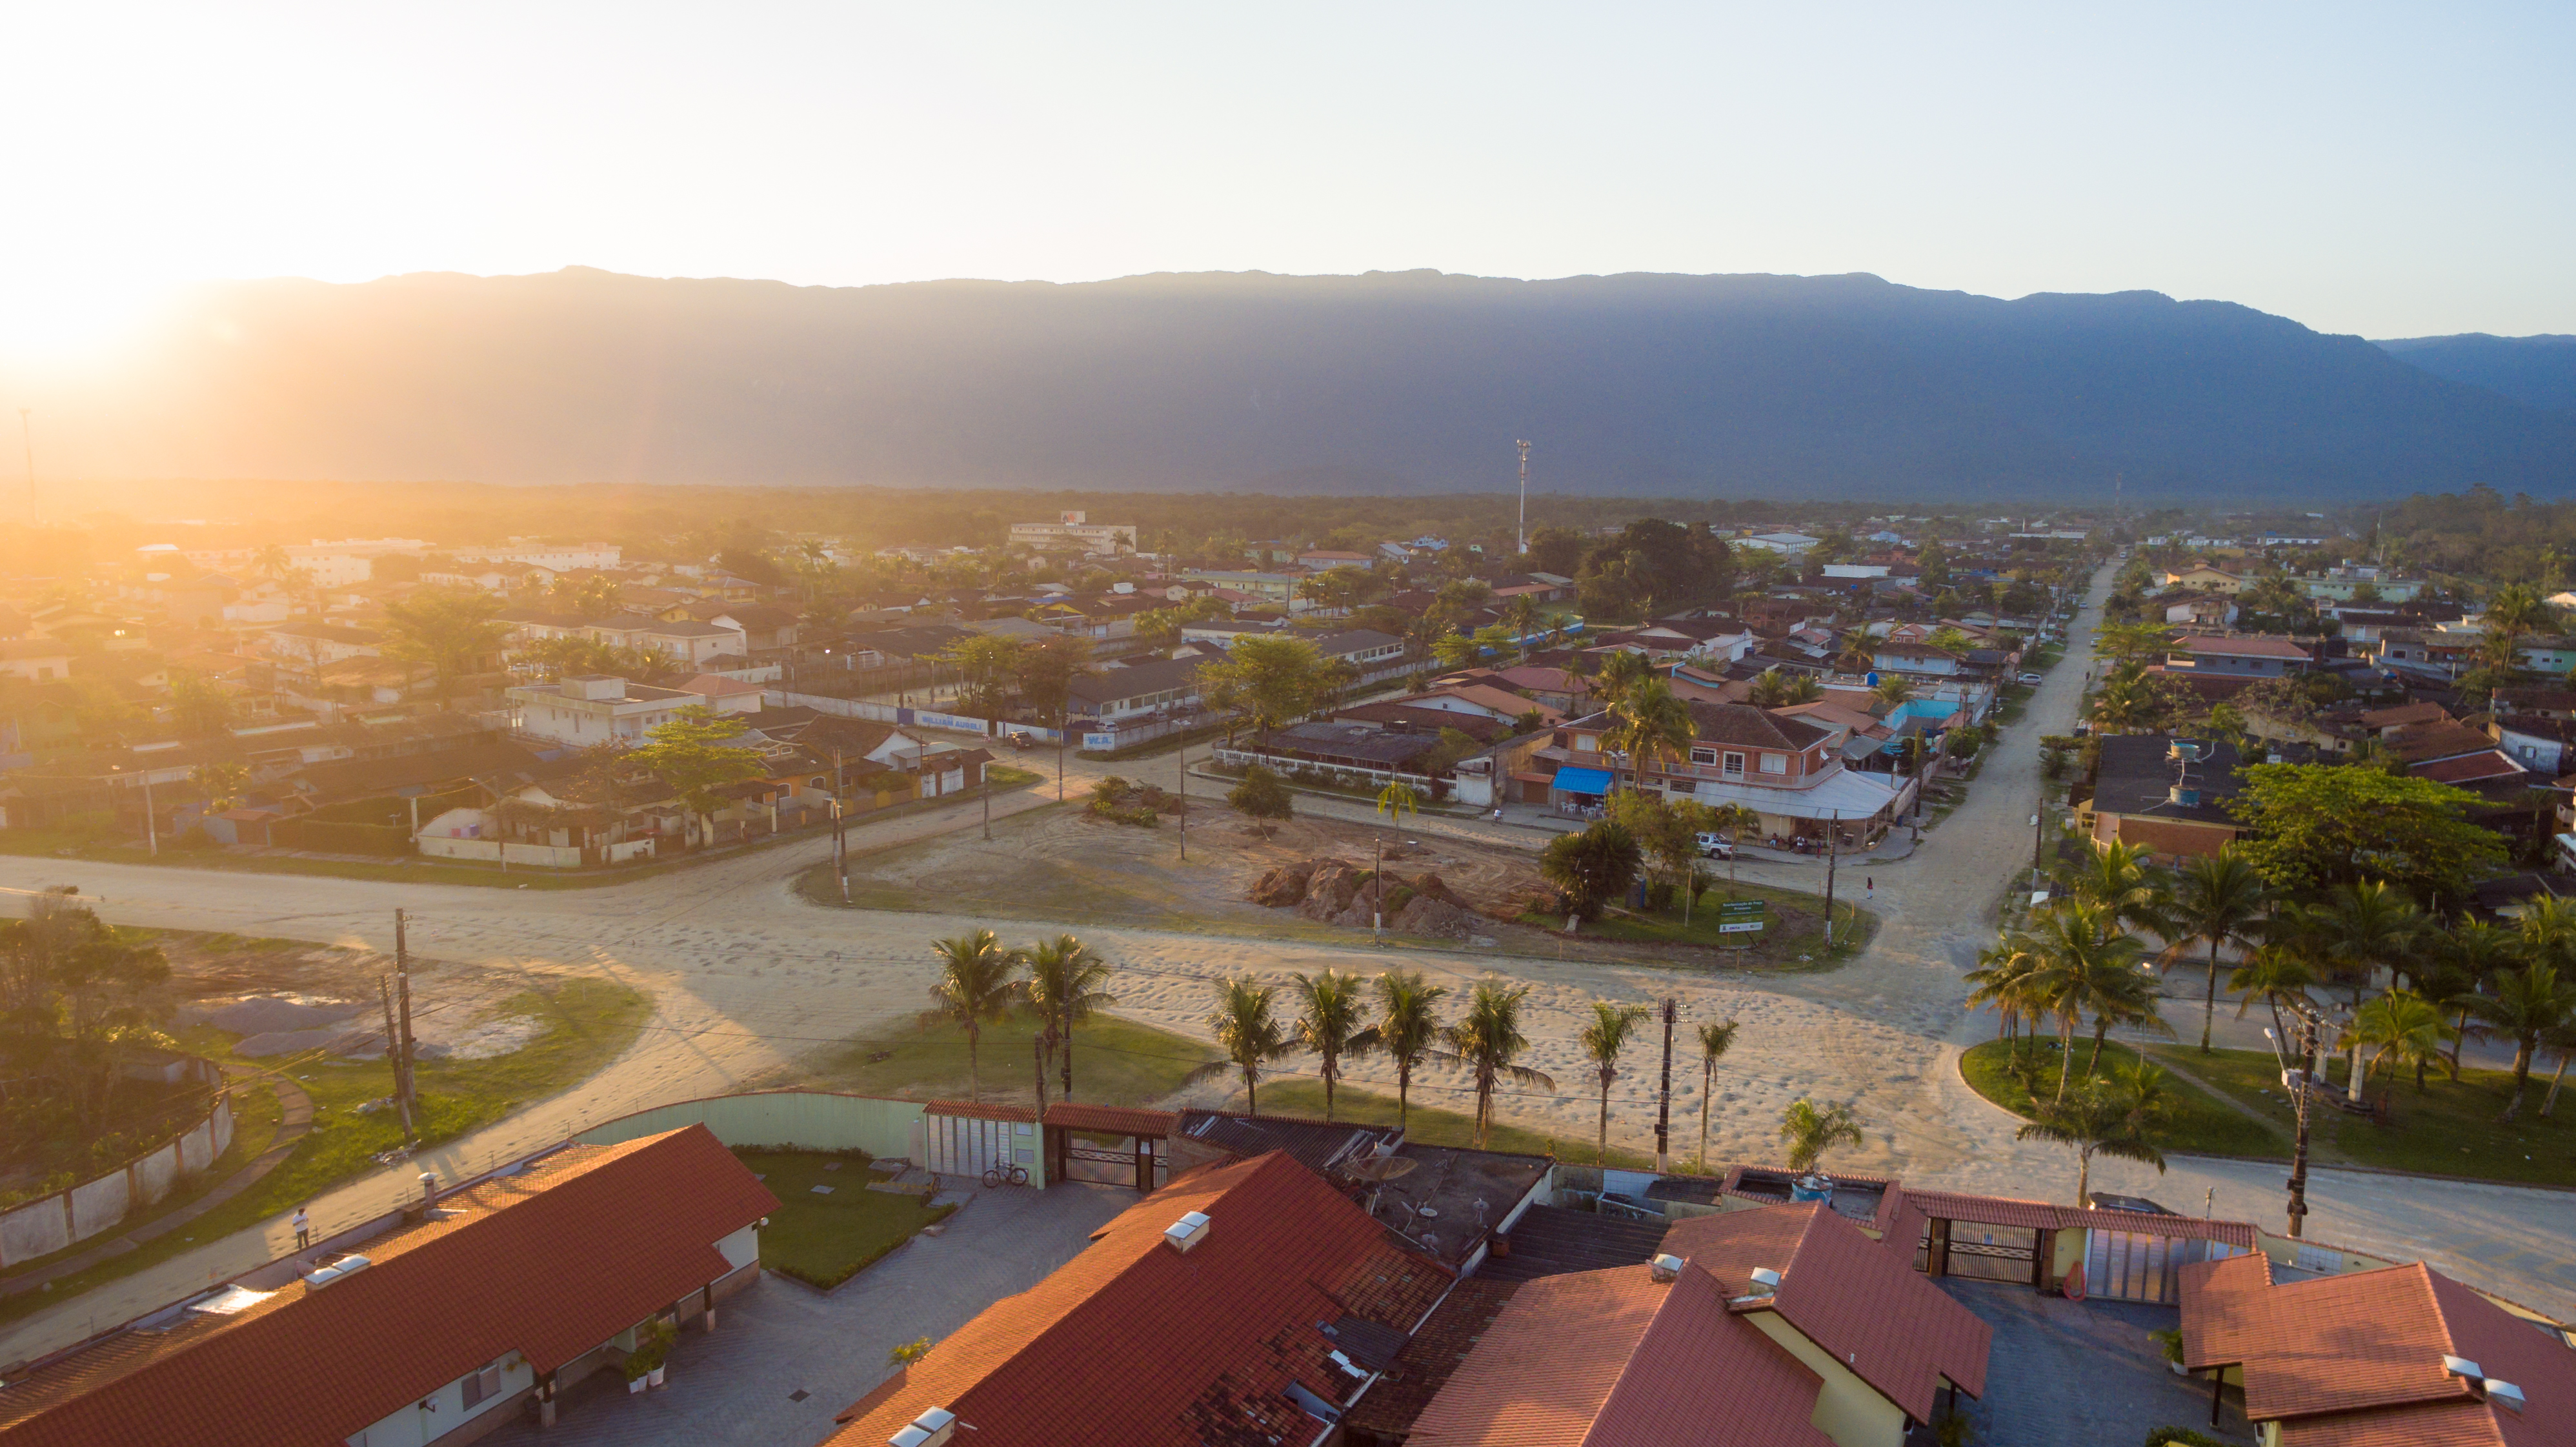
[{"x1": 1551, "y1": 765, "x2": 1613, "y2": 795}]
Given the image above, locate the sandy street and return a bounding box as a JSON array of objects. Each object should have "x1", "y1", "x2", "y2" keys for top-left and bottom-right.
[{"x1": 5, "y1": 559, "x2": 2573, "y2": 1364}]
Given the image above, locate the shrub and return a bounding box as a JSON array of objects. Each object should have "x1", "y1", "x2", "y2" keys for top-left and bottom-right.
[
  {"x1": 2149, "y1": 1326, "x2": 2186, "y2": 1364},
  {"x1": 1228, "y1": 765, "x2": 1294, "y2": 835},
  {"x1": 1086, "y1": 800, "x2": 1160, "y2": 829},
  {"x1": 2144, "y1": 1429, "x2": 2226, "y2": 1447},
  {"x1": 624, "y1": 1317, "x2": 678, "y2": 1381},
  {"x1": 1090, "y1": 776, "x2": 1129, "y2": 805}
]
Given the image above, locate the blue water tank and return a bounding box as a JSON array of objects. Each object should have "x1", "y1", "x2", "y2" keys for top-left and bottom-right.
[{"x1": 1789, "y1": 1173, "x2": 1833, "y2": 1204}]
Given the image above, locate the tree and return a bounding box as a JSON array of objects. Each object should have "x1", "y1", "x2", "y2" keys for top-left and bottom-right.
[
  {"x1": 1443, "y1": 980, "x2": 1555, "y2": 1147},
  {"x1": 1608, "y1": 791, "x2": 1718, "y2": 921},
  {"x1": 550, "y1": 573, "x2": 624, "y2": 619},
  {"x1": 1227, "y1": 765, "x2": 1294, "y2": 838},
  {"x1": 382, "y1": 589, "x2": 512, "y2": 697},
  {"x1": 1540, "y1": 820, "x2": 1644, "y2": 920},
  {"x1": 2094, "y1": 622, "x2": 2175, "y2": 662},
  {"x1": 1371, "y1": 969, "x2": 1453, "y2": 1132},
  {"x1": 1748, "y1": 667, "x2": 1822, "y2": 707},
  {"x1": 1602, "y1": 678, "x2": 1695, "y2": 791},
  {"x1": 924, "y1": 929, "x2": 1021, "y2": 1102},
  {"x1": 940, "y1": 634, "x2": 1024, "y2": 724},
  {"x1": 0, "y1": 893, "x2": 174, "y2": 1137},
  {"x1": 1527, "y1": 525, "x2": 1588, "y2": 576},
  {"x1": 1917, "y1": 539, "x2": 1951, "y2": 589},
  {"x1": 1966, "y1": 936, "x2": 2048, "y2": 1049},
  {"x1": 166, "y1": 671, "x2": 236, "y2": 738},
  {"x1": 1870, "y1": 674, "x2": 1915, "y2": 707},
  {"x1": 1776, "y1": 1098, "x2": 1862, "y2": 1173},
  {"x1": 191, "y1": 760, "x2": 250, "y2": 814},
  {"x1": 1022, "y1": 934, "x2": 1115, "y2": 1102},
  {"x1": 2168, "y1": 849, "x2": 2271, "y2": 1052},
  {"x1": 2464, "y1": 961, "x2": 2576, "y2": 1116},
  {"x1": 2351, "y1": 990, "x2": 2456, "y2": 1093},
  {"x1": 2228, "y1": 764, "x2": 2508, "y2": 902},
  {"x1": 2056, "y1": 840, "x2": 2175, "y2": 942},
  {"x1": 1013, "y1": 635, "x2": 1092, "y2": 725},
  {"x1": 2300, "y1": 881, "x2": 2428, "y2": 1007},
  {"x1": 1694, "y1": 1017, "x2": 1741, "y2": 1171},
  {"x1": 1578, "y1": 1001, "x2": 1653, "y2": 1165},
  {"x1": 1201, "y1": 634, "x2": 1327, "y2": 742},
  {"x1": 1185, "y1": 976, "x2": 1298, "y2": 1115},
  {"x1": 2227, "y1": 943, "x2": 2319, "y2": 1045},
  {"x1": 1505, "y1": 594, "x2": 1543, "y2": 662},
  {"x1": 1293, "y1": 970, "x2": 1374, "y2": 1121},
  {"x1": 2015, "y1": 1064, "x2": 2168, "y2": 1207},
  {"x1": 2023, "y1": 902, "x2": 2162, "y2": 1098},
  {"x1": 1591, "y1": 649, "x2": 1653, "y2": 707},
  {"x1": 627, "y1": 704, "x2": 768, "y2": 848}
]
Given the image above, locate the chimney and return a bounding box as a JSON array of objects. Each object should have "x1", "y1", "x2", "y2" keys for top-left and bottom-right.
[
  {"x1": 1649, "y1": 1253, "x2": 1684, "y2": 1284},
  {"x1": 889, "y1": 1406, "x2": 958, "y2": 1446},
  {"x1": 1164, "y1": 1210, "x2": 1211, "y2": 1254}
]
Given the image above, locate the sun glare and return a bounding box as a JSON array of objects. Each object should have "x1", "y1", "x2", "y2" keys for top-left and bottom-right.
[{"x1": 0, "y1": 272, "x2": 183, "y2": 367}]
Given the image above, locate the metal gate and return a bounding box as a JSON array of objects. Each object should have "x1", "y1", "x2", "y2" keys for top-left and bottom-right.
[
  {"x1": 1058, "y1": 1135, "x2": 1171, "y2": 1191},
  {"x1": 923, "y1": 1113, "x2": 1037, "y2": 1183},
  {"x1": 2084, "y1": 1230, "x2": 2246, "y2": 1304},
  {"x1": 1946, "y1": 1224, "x2": 2039, "y2": 1284}
]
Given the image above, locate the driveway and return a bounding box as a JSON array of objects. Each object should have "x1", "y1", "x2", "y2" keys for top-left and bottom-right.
[
  {"x1": 479, "y1": 1180, "x2": 1135, "y2": 1447},
  {"x1": 1936, "y1": 1278, "x2": 2255, "y2": 1445}
]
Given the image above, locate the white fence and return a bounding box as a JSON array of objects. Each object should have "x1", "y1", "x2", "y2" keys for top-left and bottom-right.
[
  {"x1": 414, "y1": 836, "x2": 585, "y2": 868},
  {"x1": 1, "y1": 1077, "x2": 234, "y2": 1268},
  {"x1": 762, "y1": 691, "x2": 1067, "y2": 744}
]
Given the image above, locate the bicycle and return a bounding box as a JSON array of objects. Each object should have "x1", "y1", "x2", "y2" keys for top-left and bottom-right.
[{"x1": 981, "y1": 1162, "x2": 1030, "y2": 1188}]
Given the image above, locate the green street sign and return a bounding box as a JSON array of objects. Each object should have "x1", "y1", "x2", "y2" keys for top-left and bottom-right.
[{"x1": 1716, "y1": 899, "x2": 1766, "y2": 934}]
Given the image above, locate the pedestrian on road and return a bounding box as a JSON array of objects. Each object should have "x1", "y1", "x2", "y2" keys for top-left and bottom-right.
[
  {"x1": 292, "y1": 1206, "x2": 311, "y2": 1249},
  {"x1": 1865, "y1": 876, "x2": 1874, "y2": 900}
]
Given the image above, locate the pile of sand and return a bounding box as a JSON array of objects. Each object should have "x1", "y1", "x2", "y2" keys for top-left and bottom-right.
[{"x1": 1247, "y1": 857, "x2": 1494, "y2": 940}]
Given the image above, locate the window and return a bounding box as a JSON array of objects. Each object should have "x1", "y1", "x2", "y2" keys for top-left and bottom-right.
[
  {"x1": 1760, "y1": 753, "x2": 1787, "y2": 774},
  {"x1": 461, "y1": 1361, "x2": 504, "y2": 1408},
  {"x1": 1574, "y1": 735, "x2": 1598, "y2": 752},
  {"x1": 1722, "y1": 752, "x2": 1746, "y2": 778},
  {"x1": 1690, "y1": 749, "x2": 1716, "y2": 765}
]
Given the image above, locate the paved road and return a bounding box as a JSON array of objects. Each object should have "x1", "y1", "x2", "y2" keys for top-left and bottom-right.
[{"x1": 5, "y1": 560, "x2": 2573, "y2": 1366}]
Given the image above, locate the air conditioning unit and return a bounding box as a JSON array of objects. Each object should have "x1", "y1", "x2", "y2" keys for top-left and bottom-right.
[
  {"x1": 1649, "y1": 1254, "x2": 1684, "y2": 1284},
  {"x1": 889, "y1": 1406, "x2": 958, "y2": 1447},
  {"x1": 1164, "y1": 1211, "x2": 1211, "y2": 1254}
]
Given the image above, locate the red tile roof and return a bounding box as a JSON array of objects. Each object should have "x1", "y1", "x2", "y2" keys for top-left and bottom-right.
[
  {"x1": 2415, "y1": 751, "x2": 2526, "y2": 785},
  {"x1": 1041, "y1": 1102, "x2": 1178, "y2": 1137},
  {"x1": 2184, "y1": 1254, "x2": 2574, "y2": 1447},
  {"x1": 1340, "y1": 1278, "x2": 1522, "y2": 1441},
  {"x1": 1404, "y1": 1262, "x2": 1832, "y2": 1447},
  {"x1": 2178, "y1": 634, "x2": 2313, "y2": 660},
  {"x1": 1663, "y1": 1202, "x2": 1992, "y2": 1422},
  {"x1": 1898, "y1": 1189, "x2": 2257, "y2": 1248},
  {"x1": 0, "y1": 1127, "x2": 776, "y2": 1447},
  {"x1": 825, "y1": 1151, "x2": 1453, "y2": 1447}
]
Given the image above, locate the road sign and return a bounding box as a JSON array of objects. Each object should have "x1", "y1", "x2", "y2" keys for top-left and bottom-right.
[{"x1": 1716, "y1": 899, "x2": 1766, "y2": 935}]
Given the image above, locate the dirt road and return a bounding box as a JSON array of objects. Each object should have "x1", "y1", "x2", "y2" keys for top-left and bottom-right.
[{"x1": 5, "y1": 562, "x2": 2571, "y2": 1362}]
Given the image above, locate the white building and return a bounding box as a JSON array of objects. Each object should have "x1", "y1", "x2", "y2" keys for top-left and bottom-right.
[
  {"x1": 1009, "y1": 512, "x2": 1138, "y2": 556},
  {"x1": 1735, "y1": 531, "x2": 1822, "y2": 555},
  {"x1": 505, "y1": 674, "x2": 758, "y2": 746},
  {"x1": 453, "y1": 542, "x2": 625, "y2": 572}
]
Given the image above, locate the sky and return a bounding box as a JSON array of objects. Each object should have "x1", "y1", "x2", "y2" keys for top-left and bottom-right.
[{"x1": 5, "y1": 1, "x2": 2571, "y2": 359}]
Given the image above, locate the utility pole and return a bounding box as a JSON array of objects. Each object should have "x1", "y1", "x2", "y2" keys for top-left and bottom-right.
[
  {"x1": 394, "y1": 909, "x2": 418, "y2": 1144},
  {"x1": 1514, "y1": 440, "x2": 1532, "y2": 556},
  {"x1": 143, "y1": 773, "x2": 158, "y2": 858},
  {"x1": 2285, "y1": 1011, "x2": 2314, "y2": 1238},
  {"x1": 2031, "y1": 808, "x2": 2047, "y2": 891},
  {"x1": 1822, "y1": 811, "x2": 1839, "y2": 949},
  {"x1": 1056, "y1": 706, "x2": 1067, "y2": 803},
  {"x1": 378, "y1": 975, "x2": 413, "y2": 1140},
  {"x1": 1176, "y1": 743, "x2": 1187, "y2": 861},
  {"x1": 832, "y1": 749, "x2": 849, "y2": 904},
  {"x1": 1373, "y1": 835, "x2": 1385, "y2": 946},
  {"x1": 1653, "y1": 998, "x2": 1675, "y2": 1173}
]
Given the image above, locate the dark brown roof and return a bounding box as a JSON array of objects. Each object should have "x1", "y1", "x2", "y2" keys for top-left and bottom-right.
[
  {"x1": 1681, "y1": 700, "x2": 1833, "y2": 752},
  {"x1": 0, "y1": 1128, "x2": 776, "y2": 1447},
  {"x1": 1339, "y1": 1278, "x2": 1520, "y2": 1439}
]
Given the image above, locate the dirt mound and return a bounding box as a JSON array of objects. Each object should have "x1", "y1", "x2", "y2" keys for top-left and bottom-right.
[
  {"x1": 1408, "y1": 872, "x2": 1472, "y2": 911},
  {"x1": 1394, "y1": 894, "x2": 1477, "y2": 940},
  {"x1": 1296, "y1": 858, "x2": 1368, "y2": 922},
  {"x1": 1248, "y1": 860, "x2": 1316, "y2": 907}
]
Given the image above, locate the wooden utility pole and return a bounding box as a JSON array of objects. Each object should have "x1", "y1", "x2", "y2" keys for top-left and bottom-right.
[
  {"x1": 1654, "y1": 998, "x2": 1675, "y2": 1173},
  {"x1": 832, "y1": 749, "x2": 849, "y2": 903},
  {"x1": 1176, "y1": 743, "x2": 1187, "y2": 861},
  {"x1": 1822, "y1": 811, "x2": 1839, "y2": 950},
  {"x1": 394, "y1": 909, "x2": 418, "y2": 1141},
  {"x1": 378, "y1": 975, "x2": 414, "y2": 1141}
]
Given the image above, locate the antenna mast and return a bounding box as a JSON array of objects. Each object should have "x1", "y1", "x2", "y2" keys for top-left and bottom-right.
[{"x1": 1514, "y1": 440, "x2": 1532, "y2": 555}]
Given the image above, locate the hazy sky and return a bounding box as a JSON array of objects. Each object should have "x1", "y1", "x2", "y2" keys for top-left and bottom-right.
[{"x1": 8, "y1": 1, "x2": 2570, "y2": 357}]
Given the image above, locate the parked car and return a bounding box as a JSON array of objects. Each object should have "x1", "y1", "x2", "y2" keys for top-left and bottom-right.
[
  {"x1": 1695, "y1": 833, "x2": 1736, "y2": 859},
  {"x1": 2017, "y1": 671, "x2": 2044, "y2": 685},
  {"x1": 1008, "y1": 731, "x2": 1034, "y2": 750}
]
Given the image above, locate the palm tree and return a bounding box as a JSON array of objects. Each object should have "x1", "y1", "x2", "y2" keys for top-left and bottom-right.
[
  {"x1": 2464, "y1": 961, "x2": 2576, "y2": 1117},
  {"x1": 2228, "y1": 943, "x2": 2319, "y2": 1045},
  {"x1": 1869, "y1": 674, "x2": 1915, "y2": 707},
  {"x1": 2540, "y1": 1017, "x2": 2576, "y2": 1118},
  {"x1": 1695, "y1": 1017, "x2": 1740, "y2": 1172},
  {"x1": 2305, "y1": 881, "x2": 2428, "y2": 1007},
  {"x1": 2015, "y1": 1064, "x2": 2168, "y2": 1207},
  {"x1": 1578, "y1": 1002, "x2": 1653, "y2": 1165},
  {"x1": 1376, "y1": 779, "x2": 1420, "y2": 825},
  {"x1": 1748, "y1": 667, "x2": 1823, "y2": 708},
  {"x1": 1293, "y1": 969, "x2": 1374, "y2": 1121},
  {"x1": 924, "y1": 929, "x2": 1023, "y2": 1102},
  {"x1": 1966, "y1": 936, "x2": 2046, "y2": 1050},
  {"x1": 1022, "y1": 934, "x2": 1116, "y2": 1101},
  {"x1": 2167, "y1": 849, "x2": 2271, "y2": 1052},
  {"x1": 1443, "y1": 980, "x2": 1556, "y2": 1147},
  {"x1": 1593, "y1": 649, "x2": 1652, "y2": 707},
  {"x1": 1505, "y1": 594, "x2": 1542, "y2": 662},
  {"x1": 1371, "y1": 969, "x2": 1453, "y2": 1131},
  {"x1": 1184, "y1": 976, "x2": 1300, "y2": 1115},
  {"x1": 2025, "y1": 902, "x2": 2160, "y2": 1098},
  {"x1": 1776, "y1": 1098, "x2": 1863, "y2": 1173},
  {"x1": 2057, "y1": 840, "x2": 2175, "y2": 942},
  {"x1": 2351, "y1": 989, "x2": 2457, "y2": 1093},
  {"x1": 1602, "y1": 678, "x2": 1695, "y2": 793}
]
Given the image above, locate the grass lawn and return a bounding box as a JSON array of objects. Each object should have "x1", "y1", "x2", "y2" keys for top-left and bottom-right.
[
  {"x1": 730, "y1": 1148, "x2": 954, "y2": 1290},
  {"x1": 792, "y1": 1014, "x2": 1222, "y2": 1108},
  {"x1": 1516, "y1": 880, "x2": 1877, "y2": 969},
  {"x1": 1959, "y1": 1037, "x2": 2290, "y2": 1160},
  {"x1": 2140, "y1": 1044, "x2": 2576, "y2": 1187},
  {"x1": 0, "y1": 977, "x2": 649, "y2": 1329},
  {"x1": 1256, "y1": 1080, "x2": 1664, "y2": 1171}
]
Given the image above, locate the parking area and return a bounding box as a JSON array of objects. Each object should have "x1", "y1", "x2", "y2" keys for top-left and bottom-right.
[
  {"x1": 1936, "y1": 1279, "x2": 2255, "y2": 1446},
  {"x1": 480, "y1": 1180, "x2": 1135, "y2": 1447}
]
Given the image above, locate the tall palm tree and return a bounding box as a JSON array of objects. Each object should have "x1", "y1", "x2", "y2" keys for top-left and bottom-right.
[
  {"x1": 2057, "y1": 840, "x2": 2175, "y2": 942},
  {"x1": 1184, "y1": 976, "x2": 1300, "y2": 1115},
  {"x1": 1966, "y1": 936, "x2": 2046, "y2": 1049},
  {"x1": 2351, "y1": 990, "x2": 2457, "y2": 1093},
  {"x1": 1602, "y1": 678, "x2": 1695, "y2": 793},
  {"x1": 1442, "y1": 980, "x2": 1556, "y2": 1148},
  {"x1": 1869, "y1": 674, "x2": 1915, "y2": 707},
  {"x1": 1021, "y1": 934, "x2": 1116, "y2": 1102},
  {"x1": 2228, "y1": 943, "x2": 2319, "y2": 1045},
  {"x1": 2015, "y1": 1063, "x2": 2168, "y2": 1207},
  {"x1": 1593, "y1": 649, "x2": 1652, "y2": 707},
  {"x1": 1776, "y1": 1098, "x2": 1862, "y2": 1173},
  {"x1": 1749, "y1": 667, "x2": 1823, "y2": 708},
  {"x1": 2166, "y1": 849, "x2": 2271, "y2": 1052},
  {"x1": 2464, "y1": 961, "x2": 2576, "y2": 1117},
  {"x1": 2434, "y1": 917, "x2": 2520, "y2": 1078},
  {"x1": 1578, "y1": 1001, "x2": 1653, "y2": 1166},
  {"x1": 1505, "y1": 594, "x2": 1542, "y2": 662},
  {"x1": 2305, "y1": 881, "x2": 2428, "y2": 1006},
  {"x1": 2025, "y1": 903, "x2": 2160, "y2": 1098},
  {"x1": 1371, "y1": 969, "x2": 1453, "y2": 1131},
  {"x1": 1695, "y1": 1017, "x2": 1740, "y2": 1172},
  {"x1": 924, "y1": 929, "x2": 1023, "y2": 1102},
  {"x1": 1293, "y1": 969, "x2": 1374, "y2": 1121}
]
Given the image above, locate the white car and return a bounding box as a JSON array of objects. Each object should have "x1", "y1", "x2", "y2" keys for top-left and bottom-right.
[
  {"x1": 1696, "y1": 833, "x2": 1736, "y2": 859},
  {"x1": 2017, "y1": 671, "x2": 2044, "y2": 685}
]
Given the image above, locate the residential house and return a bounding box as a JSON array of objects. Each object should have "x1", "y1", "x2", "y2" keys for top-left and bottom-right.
[
  {"x1": 1736, "y1": 531, "x2": 1823, "y2": 555},
  {"x1": 657, "y1": 602, "x2": 803, "y2": 651},
  {"x1": 505, "y1": 674, "x2": 758, "y2": 747},
  {"x1": 0, "y1": 640, "x2": 74, "y2": 683},
  {"x1": 2162, "y1": 634, "x2": 2312, "y2": 679},
  {"x1": 1179, "y1": 571, "x2": 1304, "y2": 609},
  {"x1": 1068, "y1": 656, "x2": 1205, "y2": 722},
  {"x1": 822, "y1": 1150, "x2": 1460, "y2": 1447},
  {"x1": 1535, "y1": 700, "x2": 1902, "y2": 839},
  {"x1": 261, "y1": 623, "x2": 386, "y2": 683},
  {"x1": 1295, "y1": 549, "x2": 1374, "y2": 571},
  {"x1": 2080, "y1": 734, "x2": 2248, "y2": 864},
  {"x1": 1400, "y1": 1201, "x2": 1991, "y2": 1447},
  {"x1": 1009, "y1": 512, "x2": 1138, "y2": 555},
  {"x1": 2157, "y1": 564, "x2": 2248, "y2": 594},
  {"x1": 0, "y1": 1126, "x2": 775, "y2": 1447},
  {"x1": 2181, "y1": 1252, "x2": 2571, "y2": 1446},
  {"x1": 163, "y1": 574, "x2": 238, "y2": 630}
]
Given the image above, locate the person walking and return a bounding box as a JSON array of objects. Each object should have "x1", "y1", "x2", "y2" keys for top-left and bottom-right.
[
  {"x1": 1864, "y1": 875, "x2": 1874, "y2": 901},
  {"x1": 292, "y1": 1206, "x2": 311, "y2": 1249}
]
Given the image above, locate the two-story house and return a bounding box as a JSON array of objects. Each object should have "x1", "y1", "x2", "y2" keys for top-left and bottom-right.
[{"x1": 1535, "y1": 700, "x2": 1903, "y2": 841}]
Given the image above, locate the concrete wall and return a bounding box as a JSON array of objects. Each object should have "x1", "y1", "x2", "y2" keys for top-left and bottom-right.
[
  {"x1": 416, "y1": 835, "x2": 583, "y2": 868},
  {"x1": 571, "y1": 1091, "x2": 926, "y2": 1161},
  {"x1": 1745, "y1": 1309, "x2": 1911, "y2": 1447},
  {"x1": 0, "y1": 1085, "x2": 233, "y2": 1268}
]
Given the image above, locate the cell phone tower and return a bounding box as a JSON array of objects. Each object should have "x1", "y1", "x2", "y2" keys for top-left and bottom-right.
[{"x1": 1515, "y1": 439, "x2": 1533, "y2": 555}]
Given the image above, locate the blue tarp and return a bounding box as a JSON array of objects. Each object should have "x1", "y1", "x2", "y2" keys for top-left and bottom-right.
[{"x1": 1551, "y1": 765, "x2": 1613, "y2": 795}]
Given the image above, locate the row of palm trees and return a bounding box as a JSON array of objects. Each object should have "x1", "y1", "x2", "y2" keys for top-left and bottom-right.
[
  {"x1": 925, "y1": 929, "x2": 1118, "y2": 1104},
  {"x1": 1970, "y1": 841, "x2": 2576, "y2": 1121}
]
